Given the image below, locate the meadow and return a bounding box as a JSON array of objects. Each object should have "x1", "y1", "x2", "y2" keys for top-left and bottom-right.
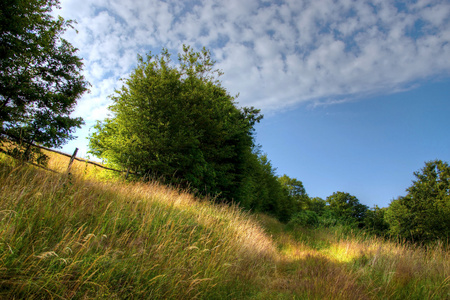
[{"x1": 0, "y1": 150, "x2": 448, "y2": 299}]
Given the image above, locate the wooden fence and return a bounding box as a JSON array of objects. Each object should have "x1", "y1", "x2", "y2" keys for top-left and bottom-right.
[{"x1": 0, "y1": 134, "x2": 134, "y2": 178}]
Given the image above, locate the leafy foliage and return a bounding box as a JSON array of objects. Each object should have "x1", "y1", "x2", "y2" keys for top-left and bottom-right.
[
  {"x1": 385, "y1": 160, "x2": 450, "y2": 243},
  {"x1": 241, "y1": 152, "x2": 296, "y2": 222},
  {"x1": 278, "y1": 174, "x2": 309, "y2": 211},
  {"x1": 364, "y1": 205, "x2": 389, "y2": 237},
  {"x1": 0, "y1": 0, "x2": 89, "y2": 149},
  {"x1": 317, "y1": 209, "x2": 341, "y2": 228},
  {"x1": 308, "y1": 197, "x2": 327, "y2": 215},
  {"x1": 326, "y1": 191, "x2": 368, "y2": 227},
  {"x1": 288, "y1": 210, "x2": 319, "y2": 228},
  {"x1": 89, "y1": 46, "x2": 262, "y2": 203}
]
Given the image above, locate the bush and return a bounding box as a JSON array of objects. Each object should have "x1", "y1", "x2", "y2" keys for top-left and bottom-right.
[
  {"x1": 364, "y1": 205, "x2": 389, "y2": 237},
  {"x1": 288, "y1": 210, "x2": 319, "y2": 228},
  {"x1": 318, "y1": 209, "x2": 340, "y2": 227}
]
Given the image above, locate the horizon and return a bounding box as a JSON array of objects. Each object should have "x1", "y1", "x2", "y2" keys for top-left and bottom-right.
[{"x1": 57, "y1": 0, "x2": 450, "y2": 208}]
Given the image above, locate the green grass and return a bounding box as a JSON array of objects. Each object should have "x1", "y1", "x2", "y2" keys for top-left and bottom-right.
[{"x1": 0, "y1": 152, "x2": 449, "y2": 299}]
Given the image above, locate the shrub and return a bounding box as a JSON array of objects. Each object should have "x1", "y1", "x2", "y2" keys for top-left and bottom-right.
[{"x1": 288, "y1": 210, "x2": 319, "y2": 228}]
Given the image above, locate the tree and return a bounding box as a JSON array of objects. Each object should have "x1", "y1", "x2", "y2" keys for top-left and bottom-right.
[
  {"x1": 89, "y1": 46, "x2": 262, "y2": 202},
  {"x1": 364, "y1": 205, "x2": 389, "y2": 236},
  {"x1": 0, "y1": 0, "x2": 88, "y2": 150},
  {"x1": 288, "y1": 210, "x2": 319, "y2": 228},
  {"x1": 228, "y1": 146, "x2": 293, "y2": 221},
  {"x1": 384, "y1": 197, "x2": 410, "y2": 239},
  {"x1": 309, "y1": 197, "x2": 327, "y2": 215},
  {"x1": 278, "y1": 174, "x2": 309, "y2": 212},
  {"x1": 326, "y1": 191, "x2": 368, "y2": 227},
  {"x1": 385, "y1": 160, "x2": 450, "y2": 242}
]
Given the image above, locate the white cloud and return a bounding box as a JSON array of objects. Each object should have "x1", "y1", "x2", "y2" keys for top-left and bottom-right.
[{"x1": 56, "y1": 0, "x2": 450, "y2": 119}]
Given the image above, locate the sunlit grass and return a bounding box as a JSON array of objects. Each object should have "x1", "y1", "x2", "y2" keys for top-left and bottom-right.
[
  {"x1": 0, "y1": 149, "x2": 449, "y2": 299},
  {"x1": 256, "y1": 213, "x2": 450, "y2": 299},
  {"x1": 0, "y1": 152, "x2": 276, "y2": 298}
]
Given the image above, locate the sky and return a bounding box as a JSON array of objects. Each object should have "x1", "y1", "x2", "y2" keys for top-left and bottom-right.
[{"x1": 56, "y1": 0, "x2": 450, "y2": 208}]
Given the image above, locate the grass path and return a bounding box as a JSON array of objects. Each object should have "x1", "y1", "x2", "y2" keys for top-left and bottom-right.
[{"x1": 254, "y1": 214, "x2": 449, "y2": 299}]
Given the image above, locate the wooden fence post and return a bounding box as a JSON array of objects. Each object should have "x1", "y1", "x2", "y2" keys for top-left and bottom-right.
[
  {"x1": 125, "y1": 156, "x2": 130, "y2": 179},
  {"x1": 67, "y1": 148, "x2": 78, "y2": 173}
]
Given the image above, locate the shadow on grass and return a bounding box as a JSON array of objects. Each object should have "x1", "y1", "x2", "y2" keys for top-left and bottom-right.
[{"x1": 255, "y1": 253, "x2": 370, "y2": 300}]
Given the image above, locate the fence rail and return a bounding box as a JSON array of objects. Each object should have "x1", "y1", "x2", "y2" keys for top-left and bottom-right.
[
  {"x1": 38, "y1": 144, "x2": 132, "y2": 174},
  {"x1": 0, "y1": 133, "x2": 134, "y2": 177}
]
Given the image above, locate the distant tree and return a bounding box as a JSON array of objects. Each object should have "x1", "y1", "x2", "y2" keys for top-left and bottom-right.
[
  {"x1": 364, "y1": 205, "x2": 389, "y2": 236},
  {"x1": 239, "y1": 152, "x2": 294, "y2": 222},
  {"x1": 385, "y1": 197, "x2": 410, "y2": 239},
  {"x1": 309, "y1": 197, "x2": 327, "y2": 215},
  {"x1": 288, "y1": 210, "x2": 319, "y2": 228},
  {"x1": 0, "y1": 0, "x2": 88, "y2": 151},
  {"x1": 385, "y1": 160, "x2": 450, "y2": 243},
  {"x1": 278, "y1": 175, "x2": 309, "y2": 211},
  {"x1": 318, "y1": 209, "x2": 341, "y2": 228},
  {"x1": 326, "y1": 191, "x2": 368, "y2": 227},
  {"x1": 250, "y1": 154, "x2": 279, "y2": 213},
  {"x1": 89, "y1": 46, "x2": 261, "y2": 202}
]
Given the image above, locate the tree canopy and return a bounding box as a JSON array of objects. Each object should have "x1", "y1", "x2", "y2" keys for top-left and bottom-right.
[
  {"x1": 0, "y1": 0, "x2": 88, "y2": 148},
  {"x1": 364, "y1": 205, "x2": 389, "y2": 237},
  {"x1": 89, "y1": 46, "x2": 262, "y2": 202},
  {"x1": 385, "y1": 160, "x2": 450, "y2": 242},
  {"x1": 326, "y1": 191, "x2": 368, "y2": 227},
  {"x1": 278, "y1": 174, "x2": 309, "y2": 211}
]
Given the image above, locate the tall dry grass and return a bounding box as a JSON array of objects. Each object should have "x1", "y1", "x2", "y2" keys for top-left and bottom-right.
[
  {"x1": 0, "y1": 153, "x2": 276, "y2": 298},
  {"x1": 323, "y1": 231, "x2": 450, "y2": 299},
  {"x1": 256, "y1": 217, "x2": 450, "y2": 300},
  {"x1": 1, "y1": 150, "x2": 449, "y2": 299}
]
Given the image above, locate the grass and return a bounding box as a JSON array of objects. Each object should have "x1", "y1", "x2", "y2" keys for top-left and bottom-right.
[
  {"x1": 256, "y1": 218, "x2": 450, "y2": 299},
  {"x1": 0, "y1": 153, "x2": 275, "y2": 298},
  {"x1": 0, "y1": 150, "x2": 449, "y2": 299}
]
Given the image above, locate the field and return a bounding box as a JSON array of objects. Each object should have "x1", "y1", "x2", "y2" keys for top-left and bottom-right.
[{"x1": 0, "y1": 150, "x2": 449, "y2": 299}]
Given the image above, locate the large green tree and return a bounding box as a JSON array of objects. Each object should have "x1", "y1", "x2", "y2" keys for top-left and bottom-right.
[
  {"x1": 0, "y1": 0, "x2": 88, "y2": 148},
  {"x1": 385, "y1": 160, "x2": 450, "y2": 243},
  {"x1": 89, "y1": 46, "x2": 262, "y2": 202}
]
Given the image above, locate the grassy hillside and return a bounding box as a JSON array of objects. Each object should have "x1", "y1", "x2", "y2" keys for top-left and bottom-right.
[{"x1": 0, "y1": 152, "x2": 449, "y2": 299}]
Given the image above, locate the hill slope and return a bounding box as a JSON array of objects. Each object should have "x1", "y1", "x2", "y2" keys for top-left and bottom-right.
[
  {"x1": 0, "y1": 154, "x2": 276, "y2": 298},
  {"x1": 0, "y1": 153, "x2": 448, "y2": 299}
]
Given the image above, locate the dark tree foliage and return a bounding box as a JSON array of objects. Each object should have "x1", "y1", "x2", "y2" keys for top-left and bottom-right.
[
  {"x1": 0, "y1": 0, "x2": 88, "y2": 149},
  {"x1": 385, "y1": 197, "x2": 410, "y2": 240},
  {"x1": 241, "y1": 153, "x2": 295, "y2": 222},
  {"x1": 308, "y1": 197, "x2": 327, "y2": 215},
  {"x1": 385, "y1": 160, "x2": 450, "y2": 243},
  {"x1": 288, "y1": 210, "x2": 319, "y2": 228},
  {"x1": 89, "y1": 46, "x2": 262, "y2": 203},
  {"x1": 278, "y1": 174, "x2": 309, "y2": 212},
  {"x1": 326, "y1": 191, "x2": 368, "y2": 227},
  {"x1": 364, "y1": 205, "x2": 389, "y2": 237}
]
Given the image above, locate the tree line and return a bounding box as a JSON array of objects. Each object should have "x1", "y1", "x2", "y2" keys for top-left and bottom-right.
[
  {"x1": 285, "y1": 159, "x2": 450, "y2": 244},
  {"x1": 1, "y1": 0, "x2": 448, "y2": 245}
]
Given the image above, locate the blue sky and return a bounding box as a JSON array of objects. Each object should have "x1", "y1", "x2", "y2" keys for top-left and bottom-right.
[
  {"x1": 255, "y1": 78, "x2": 450, "y2": 207},
  {"x1": 57, "y1": 0, "x2": 450, "y2": 208}
]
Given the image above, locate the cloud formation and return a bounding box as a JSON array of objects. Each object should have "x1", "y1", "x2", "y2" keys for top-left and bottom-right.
[{"x1": 58, "y1": 0, "x2": 450, "y2": 119}]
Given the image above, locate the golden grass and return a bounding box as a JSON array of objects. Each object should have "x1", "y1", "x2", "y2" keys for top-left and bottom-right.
[
  {"x1": 0, "y1": 150, "x2": 449, "y2": 299},
  {"x1": 0, "y1": 152, "x2": 276, "y2": 298},
  {"x1": 254, "y1": 214, "x2": 450, "y2": 299}
]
